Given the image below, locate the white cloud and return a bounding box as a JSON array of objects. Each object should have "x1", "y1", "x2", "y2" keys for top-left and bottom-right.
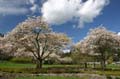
[
  {"x1": 0, "y1": 7, "x2": 28, "y2": 15},
  {"x1": 118, "y1": 32, "x2": 120, "y2": 36},
  {"x1": 29, "y1": 0, "x2": 36, "y2": 4},
  {"x1": 41, "y1": 0, "x2": 109, "y2": 27},
  {"x1": 41, "y1": 0, "x2": 81, "y2": 25},
  {"x1": 0, "y1": 0, "x2": 28, "y2": 15},
  {"x1": 77, "y1": 0, "x2": 109, "y2": 27},
  {"x1": 30, "y1": 4, "x2": 39, "y2": 13},
  {"x1": 29, "y1": 0, "x2": 40, "y2": 14},
  {"x1": 0, "y1": 0, "x2": 39, "y2": 15}
]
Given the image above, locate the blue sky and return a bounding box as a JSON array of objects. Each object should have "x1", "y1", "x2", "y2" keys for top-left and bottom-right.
[{"x1": 0, "y1": 0, "x2": 120, "y2": 43}]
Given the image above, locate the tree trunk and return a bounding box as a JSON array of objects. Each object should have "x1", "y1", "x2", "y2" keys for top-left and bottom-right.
[
  {"x1": 93, "y1": 62, "x2": 96, "y2": 68},
  {"x1": 101, "y1": 59, "x2": 106, "y2": 71},
  {"x1": 93, "y1": 56, "x2": 96, "y2": 69},
  {"x1": 36, "y1": 59, "x2": 43, "y2": 69},
  {"x1": 100, "y1": 52, "x2": 106, "y2": 71},
  {"x1": 84, "y1": 62, "x2": 87, "y2": 70}
]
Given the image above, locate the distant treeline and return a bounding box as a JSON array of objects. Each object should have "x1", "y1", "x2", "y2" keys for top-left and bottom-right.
[{"x1": 0, "y1": 33, "x2": 4, "y2": 37}]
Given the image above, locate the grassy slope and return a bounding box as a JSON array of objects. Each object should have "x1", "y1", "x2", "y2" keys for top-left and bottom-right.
[{"x1": 16, "y1": 76, "x2": 84, "y2": 79}]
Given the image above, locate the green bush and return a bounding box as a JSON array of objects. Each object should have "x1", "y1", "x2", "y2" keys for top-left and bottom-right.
[
  {"x1": 116, "y1": 77, "x2": 120, "y2": 79},
  {"x1": 106, "y1": 76, "x2": 112, "y2": 79},
  {"x1": 0, "y1": 52, "x2": 13, "y2": 61},
  {"x1": 10, "y1": 57, "x2": 33, "y2": 64},
  {"x1": 43, "y1": 57, "x2": 60, "y2": 65},
  {"x1": 44, "y1": 59, "x2": 55, "y2": 65}
]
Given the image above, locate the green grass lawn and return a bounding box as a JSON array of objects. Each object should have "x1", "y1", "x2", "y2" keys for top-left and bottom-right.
[
  {"x1": 0, "y1": 61, "x2": 82, "y2": 73},
  {"x1": 15, "y1": 75, "x2": 120, "y2": 79},
  {"x1": 0, "y1": 61, "x2": 120, "y2": 69},
  {"x1": 0, "y1": 61, "x2": 35, "y2": 68},
  {"x1": 107, "y1": 64, "x2": 120, "y2": 69},
  {"x1": 0, "y1": 61, "x2": 80, "y2": 68},
  {"x1": 1, "y1": 61, "x2": 120, "y2": 76},
  {"x1": 16, "y1": 76, "x2": 84, "y2": 79}
]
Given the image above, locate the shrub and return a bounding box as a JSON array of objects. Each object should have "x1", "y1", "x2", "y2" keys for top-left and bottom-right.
[
  {"x1": 10, "y1": 57, "x2": 33, "y2": 64},
  {"x1": 116, "y1": 77, "x2": 120, "y2": 79},
  {"x1": 43, "y1": 57, "x2": 60, "y2": 65},
  {"x1": 43, "y1": 59, "x2": 55, "y2": 65},
  {"x1": 0, "y1": 52, "x2": 13, "y2": 61},
  {"x1": 106, "y1": 76, "x2": 112, "y2": 79}
]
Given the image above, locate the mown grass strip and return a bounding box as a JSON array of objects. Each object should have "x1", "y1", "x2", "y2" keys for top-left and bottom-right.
[{"x1": 16, "y1": 76, "x2": 83, "y2": 79}]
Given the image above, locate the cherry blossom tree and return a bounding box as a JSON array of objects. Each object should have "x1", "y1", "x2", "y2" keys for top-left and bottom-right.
[
  {"x1": 0, "y1": 35, "x2": 14, "y2": 60},
  {"x1": 0, "y1": 36, "x2": 3, "y2": 53},
  {"x1": 5, "y1": 16, "x2": 70, "y2": 69},
  {"x1": 77, "y1": 27, "x2": 120, "y2": 70},
  {"x1": 71, "y1": 42, "x2": 93, "y2": 69},
  {"x1": 0, "y1": 33, "x2": 4, "y2": 53}
]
